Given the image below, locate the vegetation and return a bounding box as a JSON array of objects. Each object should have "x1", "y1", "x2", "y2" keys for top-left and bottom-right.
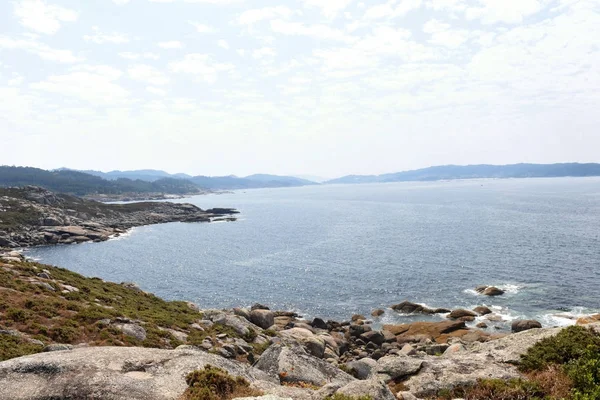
[
  {"x1": 0, "y1": 259, "x2": 258, "y2": 361},
  {"x1": 433, "y1": 325, "x2": 600, "y2": 400},
  {"x1": 0, "y1": 166, "x2": 200, "y2": 196},
  {"x1": 182, "y1": 365, "x2": 262, "y2": 400},
  {"x1": 323, "y1": 395, "x2": 373, "y2": 400}
]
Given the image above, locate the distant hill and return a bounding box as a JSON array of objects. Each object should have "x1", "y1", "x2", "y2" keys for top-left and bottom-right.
[
  {"x1": 73, "y1": 169, "x2": 194, "y2": 182},
  {"x1": 6, "y1": 167, "x2": 320, "y2": 193},
  {"x1": 326, "y1": 163, "x2": 600, "y2": 184},
  {"x1": 0, "y1": 166, "x2": 200, "y2": 197},
  {"x1": 189, "y1": 174, "x2": 319, "y2": 190}
]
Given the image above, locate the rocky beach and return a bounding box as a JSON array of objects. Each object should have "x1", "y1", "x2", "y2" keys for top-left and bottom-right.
[
  {"x1": 0, "y1": 186, "x2": 238, "y2": 248},
  {"x1": 2, "y1": 249, "x2": 599, "y2": 399}
]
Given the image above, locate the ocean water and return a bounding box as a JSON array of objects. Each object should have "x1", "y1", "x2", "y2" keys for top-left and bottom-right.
[{"x1": 26, "y1": 178, "x2": 600, "y2": 329}]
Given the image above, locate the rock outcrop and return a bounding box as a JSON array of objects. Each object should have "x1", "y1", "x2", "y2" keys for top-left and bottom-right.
[{"x1": 0, "y1": 186, "x2": 238, "y2": 248}]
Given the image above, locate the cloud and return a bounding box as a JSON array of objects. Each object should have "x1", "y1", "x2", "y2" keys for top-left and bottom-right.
[
  {"x1": 169, "y1": 53, "x2": 234, "y2": 83},
  {"x1": 300, "y1": 0, "x2": 354, "y2": 18},
  {"x1": 112, "y1": 0, "x2": 131, "y2": 4},
  {"x1": 270, "y1": 20, "x2": 354, "y2": 43},
  {"x1": 157, "y1": 41, "x2": 184, "y2": 49},
  {"x1": 0, "y1": 35, "x2": 84, "y2": 63},
  {"x1": 189, "y1": 22, "x2": 216, "y2": 33},
  {"x1": 84, "y1": 27, "x2": 130, "y2": 44},
  {"x1": 217, "y1": 39, "x2": 230, "y2": 49},
  {"x1": 30, "y1": 65, "x2": 130, "y2": 105},
  {"x1": 465, "y1": 0, "x2": 545, "y2": 24},
  {"x1": 146, "y1": 86, "x2": 167, "y2": 95},
  {"x1": 252, "y1": 47, "x2": 276, "y2": 59},
  {"x1": 119, "y1": 52, "x2": 160, "y2": 60},
  {"x1": 128, "y1": 65, "x2": 171, "y2": 85},
  {"x1": 364, "y1": 0, "x2": 423, "y2": 19},
  {"x1": 13, "y1": 0, "x2": 78, "y2": 35},
  {"x1": 423, "y1": 19, "x2": 470, "y2": 48},
  {"x1": 237, "y1": 7, "x2": 293, "y2": 25}
]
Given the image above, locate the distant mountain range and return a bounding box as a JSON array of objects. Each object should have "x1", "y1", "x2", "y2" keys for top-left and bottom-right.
[
  {"x1": 325, "y1": 163, "x2": 600, "y2": 184},
  {"x1": 72, "y1": 169, "x2": 319, "y2": 190},
  {"x1": 2, "y1": 164, "x2": 600, "y2": 200}
]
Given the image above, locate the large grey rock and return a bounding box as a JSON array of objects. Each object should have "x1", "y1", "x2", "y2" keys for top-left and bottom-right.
[
  {"x1": 254, "y1": 344, "x2": 355, "y2": 387},
  {"x1": 0, "y1": 346, "x2": 276, "y2": 400},
  {"x1": 334, "y1": 378, "x2": 396, "y2": 400},
  {"x1": 403, "y1": 327, "x2": 563, "y2": 396},
  {"x1": 347, "y1": 358, "x2": 378, "y2": 380},
  {"x1": 250, "y1": 309, "x2": 275, "y2": 329},
  {"x1": 113, "y1": 322, "x2": 147, "y2": 341},
  {"x1": 511, "y1": 319, "x2": 542, "y2": 333},
  {"x1": 375, "y1": 355, "x2": 423, "y2": 382},
  {"x1": 469, "y1": 327, "x2": 561, "y2": 363},
  {"x1": 212, "y1": 313, "x2": 251, "y2": 336}
]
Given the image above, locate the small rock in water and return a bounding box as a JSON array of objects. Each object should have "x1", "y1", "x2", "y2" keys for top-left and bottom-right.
[
  {"x1": 473, "y1": 306, "x2": 492, "y2": 315},
  {"x1": 511, "y1": 319, "x2": 542, "y2": 333},
  {"x1": 371, "y1": 309, "x2": 385, "y2": 317}
]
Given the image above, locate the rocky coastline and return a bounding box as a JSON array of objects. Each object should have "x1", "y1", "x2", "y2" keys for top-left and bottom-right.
[
  {"x1": 2, "y1": 252, "x2": 599, "y2": 399},
  {"x1": 0, "y1": 186, "x2": 238, "y2": 248}
]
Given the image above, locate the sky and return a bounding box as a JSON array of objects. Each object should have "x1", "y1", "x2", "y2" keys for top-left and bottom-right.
[{"x1": 0, "y1": 0, "x2": 598, "y2": 178}]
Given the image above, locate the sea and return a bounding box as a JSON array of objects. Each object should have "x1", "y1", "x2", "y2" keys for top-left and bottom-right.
[{"x1": 25, "y1": 178, "x2": 600, "y2": 330}]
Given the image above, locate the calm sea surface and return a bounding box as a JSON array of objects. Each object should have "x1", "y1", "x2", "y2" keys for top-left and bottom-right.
[{"x1": 26, "y1": 178, "x2": 600, "y2": 328}]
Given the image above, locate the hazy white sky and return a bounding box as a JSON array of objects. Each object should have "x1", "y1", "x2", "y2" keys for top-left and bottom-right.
[{"x1": 0, "y1": 0, "x2": 598, "y2": 178}]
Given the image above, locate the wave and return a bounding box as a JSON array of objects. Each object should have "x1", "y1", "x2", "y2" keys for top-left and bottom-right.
[
  {"x1": 464, "y1": 283, "x2": 524, "y2": 296},
  {"x1": 108, "y1": 227, "x2": 137, "y2": 242}
]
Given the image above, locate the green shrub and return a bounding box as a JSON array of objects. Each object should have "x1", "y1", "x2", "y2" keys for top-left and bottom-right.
[
  {"x1": 324, "y1": 394, "x2": 373, "y2": 400},
  {"x1": 182, "y1": 364, "x2": 261, "y2": 400},
  {"x1": 519, "y1": 326, "x2": 600, "y2": 372},
  {"x1": 436, "y1": 378, "x2": 545, "y2": 400},
  {"x1": 0, "y1": 335, "x2": 43, "y2": 362},
  {"x1": 566, "y1": 348, "x2": 600, "y2": 399}
]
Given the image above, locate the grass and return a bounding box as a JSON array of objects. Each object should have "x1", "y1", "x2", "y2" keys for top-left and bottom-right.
[
  {"x1": 433, "y1": 326, "x2": 600, "y2": 400},
  {"x1": 324, "y1": 395, "x2": 373, "y2": 400},
  {"x1": 0, "y1": 259, "x2": 265, "y2": 361},
  {"x1": 182, "y1": 364, "x2": 262, "y2": 400}
]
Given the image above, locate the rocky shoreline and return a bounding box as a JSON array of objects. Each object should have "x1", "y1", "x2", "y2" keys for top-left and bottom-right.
[
  {"x1": 2, "y1": 252, "x2": 599, "y2": 399},
  {"x1": 0, "y1": 186, "x2": 238, "y2": 248}
]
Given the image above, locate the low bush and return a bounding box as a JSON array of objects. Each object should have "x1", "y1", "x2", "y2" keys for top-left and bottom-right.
[
  {"x1": 182, "y1": 364, "x2": 261, "y2": 400},
  {"x1": 519, "y1": 325, "x2": 600, "y2": 372}
]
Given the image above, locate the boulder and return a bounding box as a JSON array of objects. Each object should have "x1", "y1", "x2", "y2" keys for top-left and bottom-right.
[
  {"x1": 113, "y1": 322, "x2": 147, "y2": 341},
  {"x1": 384, "y1": 321, "x2": 466, "y2": 343},
  {"x1": 251, "y1": 303, "x2": 270, "y2": 311},
  {"x1": 250, "y1": 310, "x2": 275, "y2": 329},
  {"x1": 213, "y1": 313, "x2": 251, "y2": 337},
  {"x1": 375, "y1": 355, "x2": 423, "y2": 382},
  {"x1": 311, "y1": 318, "x2": 328, "y2": 330},
  {"x1": 360, "y1": 330, "x2": 386, "y2": 346},
  {"x1": 511, "y1": 319, "x2": 542, "y2": 333},
  {"x1": 0, "y1": 346, "x2": 275, "y2": 400},
  {"x1": 576, "y1": 314, "x2": 600, "y2": 325},
  {"x1": 254, "y1": 344, "x2": 355, "y2": 387},
  {"x1": 391, "y1": 301, "x2": 433, "y2": 314},
  {"x1": 475, "y1": 285, "x2": 505, "y2": 296},
  {"x1": 447, "y1": 309, "x2": 477, "y2": 320},
  {"x1": 483, "y1": 287, "x2": 505, "y2": 296},
  {"x1": 279, "y1": 328, "x2": 326, "y2": 358},
  {"x1": 347, "y1": 358, "x2": 378, "y2": 380},
  {"x1": 473, "y1": 306, "x2": 492, "y2": 315},
  {"x1": 371, "y1": 309, "x2": 385, "y2": 317},
  {"x1": 334, "y1": 378, "x2": 396, "y2": 400}
]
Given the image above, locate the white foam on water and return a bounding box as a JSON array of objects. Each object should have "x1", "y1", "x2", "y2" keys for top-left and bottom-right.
[
  {"x1": 497, "y1": 284, "x2": 523, "y2": 294},
  {"x1": 464, "y1": 283, "x2": 524, "y2": 296},
  {"x1": 539, "y1": 307, "x2": 600, "y2": 328},
  {"x1": 108, "y1": 227, "x2": 137, "y2": 242}
]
